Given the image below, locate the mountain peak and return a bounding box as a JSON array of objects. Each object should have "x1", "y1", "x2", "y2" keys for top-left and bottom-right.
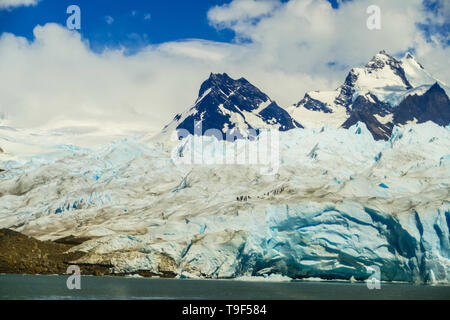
[
  {"x1": 208, "y1": 72, "x2": 231, "y2": 81},
  {"x1": 365, "y1": 50, "x2": 401, "y2": 70},
  {"x1": 403, "y1": 52, "x2": 425, "y2": 70},
  {"x1": 164, "y1": 73, "x2": 303, "y2": 140},
  {"x1": 405, "y1": 52, "x2": 414, "y2": 59},
  {"x1": 333, "y1": 50, "x2": 413, "y2": 109},
  {"x1": 429, "y1": 82, "x2": 445, "y2": 94},
  {"x1": 376, "y1": 49, "x2": 391, "y2": 58},
  {"x1": 197, "y1": 73, "x2": 252, "y2": 101},
  {"x1": 290, "y1": 50, "x2": 449, "y2": 140}
]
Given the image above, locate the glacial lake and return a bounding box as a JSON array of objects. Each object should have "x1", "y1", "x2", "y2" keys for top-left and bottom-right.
[{"x1": 0, "y1": 274, "x2": 449, "y2": 300}]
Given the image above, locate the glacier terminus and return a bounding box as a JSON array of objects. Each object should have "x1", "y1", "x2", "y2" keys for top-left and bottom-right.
[{"x1": 0, "y1": 51, "x2": 449, "y2": 284}]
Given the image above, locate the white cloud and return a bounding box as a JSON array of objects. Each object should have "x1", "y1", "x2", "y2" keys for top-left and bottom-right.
[
  {"x1": 433, "y1": 0, "x2": 450, "y2": 23},
  {"x1": 104, "y1": 16, "x2": 114, "y2": 25},
  {"x1": 208, "y1": 0, "x2": 280, "y2": 30},
  {"x1": 0, "y1": 0, "x2": 39, "y2": 10},
  {"x1": 209, "y1": 0, "x2": 427, "y2": 67},
  {"x1": 0, "y1": 24, "x2": 219, "y2": 139},
  {"x1": 0, "y1": 0, "x2": 448, "y2": 143},
  {"x1": 159, "y1": 40, "x2": 230, "y2": 62}
]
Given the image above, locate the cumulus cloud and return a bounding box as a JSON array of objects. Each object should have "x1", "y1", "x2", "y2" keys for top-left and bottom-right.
[
  {"x1": 208, "y1": 0, "x2": 280, "y2": 32},
  {"x1": 0, "y1": 0, "x2": 39, "y2": 10},
  {"x1": 209, "y1": 0, "x2": 428, "y2": 68},
  {"x1": 0, "y1": 25, "x2": 212, "y2": 137},
  {"x1": 0, "y1": 0, "x2": 448, "y2": 141}
]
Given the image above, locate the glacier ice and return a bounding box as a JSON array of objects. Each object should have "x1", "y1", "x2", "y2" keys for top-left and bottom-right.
[{"x1": 0, "y1": 122, "x2": 449, "y2": 283}]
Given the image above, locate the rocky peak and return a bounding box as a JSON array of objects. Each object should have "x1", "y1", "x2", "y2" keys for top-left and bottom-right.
[
  {"x1": 196, "y1": 73, "x2": 269, "y2": 112},
  {"x1": 404, "y1": 52, "x2": 425, "y2": 69},
  {"x1": 165, "y1": 73, "x2": 303, "y2": 139}
]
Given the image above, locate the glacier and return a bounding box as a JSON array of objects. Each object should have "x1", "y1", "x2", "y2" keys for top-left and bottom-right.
[{"x1": 0, "y1": 122, "x2": 449, "y2": 283}]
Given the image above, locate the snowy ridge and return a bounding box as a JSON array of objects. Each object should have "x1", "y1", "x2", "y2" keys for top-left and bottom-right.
[
  {"x1": 1, "y1": 122, "x2": 449, "y2": 283},
  {"x1": 289, "y1": 51, "x2": 450, "y2": 140}
]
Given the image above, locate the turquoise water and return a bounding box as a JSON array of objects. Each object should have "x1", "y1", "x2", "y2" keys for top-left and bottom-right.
[{"x1": 0, "y1": 274, "x2": 449, "y2": 300}]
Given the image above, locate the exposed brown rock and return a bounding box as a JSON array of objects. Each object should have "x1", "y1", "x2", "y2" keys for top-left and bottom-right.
[
  {"x1": 0, "y1": 229, "x2": 176, "y2": 278},
  {"x1": 0, "y1": 228, "x2": 110, "y2": 276}
]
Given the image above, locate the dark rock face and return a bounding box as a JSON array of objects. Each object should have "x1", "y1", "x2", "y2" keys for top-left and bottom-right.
[
  {"x1": 197, "y1": 73, "x2": 268, "y2": 112},
  {"x1": 258, "y1": 102, "x2": 303, "y2": 131},
  {"x1": 296, "y1": 93, "x2": 332, "y2": 113},
  {"x1": 342, "y1": 83, "x2": 450, "y2": 140},
  {"x1": 175, "y1": 73, "x2": 302, "y2": 139},
  {"x1": 335, "y1": 69, "x2": 359, "y2": 108},
  {"x1": 394, "y1": 83, "x2": 450, "y2": 126},
  {"x1": 341, "y1": 95, "x2": 394, "y2": 140}
]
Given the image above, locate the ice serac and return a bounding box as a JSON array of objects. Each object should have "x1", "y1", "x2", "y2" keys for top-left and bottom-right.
[
  {"x1": 289, "y1": 50, "x2": 450, "y2": 140},
  {"x1": 162, "y1": 73, "x2": 302, "y2": 140}
]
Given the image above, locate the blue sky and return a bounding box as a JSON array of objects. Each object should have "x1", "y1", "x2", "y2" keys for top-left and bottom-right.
[
  {"x1": 0, "y1": 0, "x2": 357, "y2": 53},
  {"x1": 0, "y1": 0, "x2": 240, "y2": 52}
]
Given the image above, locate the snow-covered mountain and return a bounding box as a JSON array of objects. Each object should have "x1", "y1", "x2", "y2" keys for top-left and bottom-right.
[
  {"x1": 158, "y1": 51, "x2": 449, "y2": 142},
  {"x1": 288, "y1": 51, "x2": 450, "y2": 140},
  {"x1": 161, "y1": 73, "x2": 302, "y2": 140}
]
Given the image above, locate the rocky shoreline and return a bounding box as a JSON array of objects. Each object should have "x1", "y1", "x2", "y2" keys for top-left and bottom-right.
[{"x1": 0, "y1": 228, "x2": 174, "y2": 278}]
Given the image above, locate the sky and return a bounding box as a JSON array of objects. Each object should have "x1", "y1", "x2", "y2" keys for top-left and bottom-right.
[
  {"x1": 0, "y1": 0, "x2": 238, "y2": 53},
  {"x1": 0, "y1": 0, "x2": 449, "y2": 142}
]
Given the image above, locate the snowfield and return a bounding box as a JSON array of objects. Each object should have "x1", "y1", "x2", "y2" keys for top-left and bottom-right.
[{"x1": 0, "y1": 122, "x2": 449, "y2": 283}]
